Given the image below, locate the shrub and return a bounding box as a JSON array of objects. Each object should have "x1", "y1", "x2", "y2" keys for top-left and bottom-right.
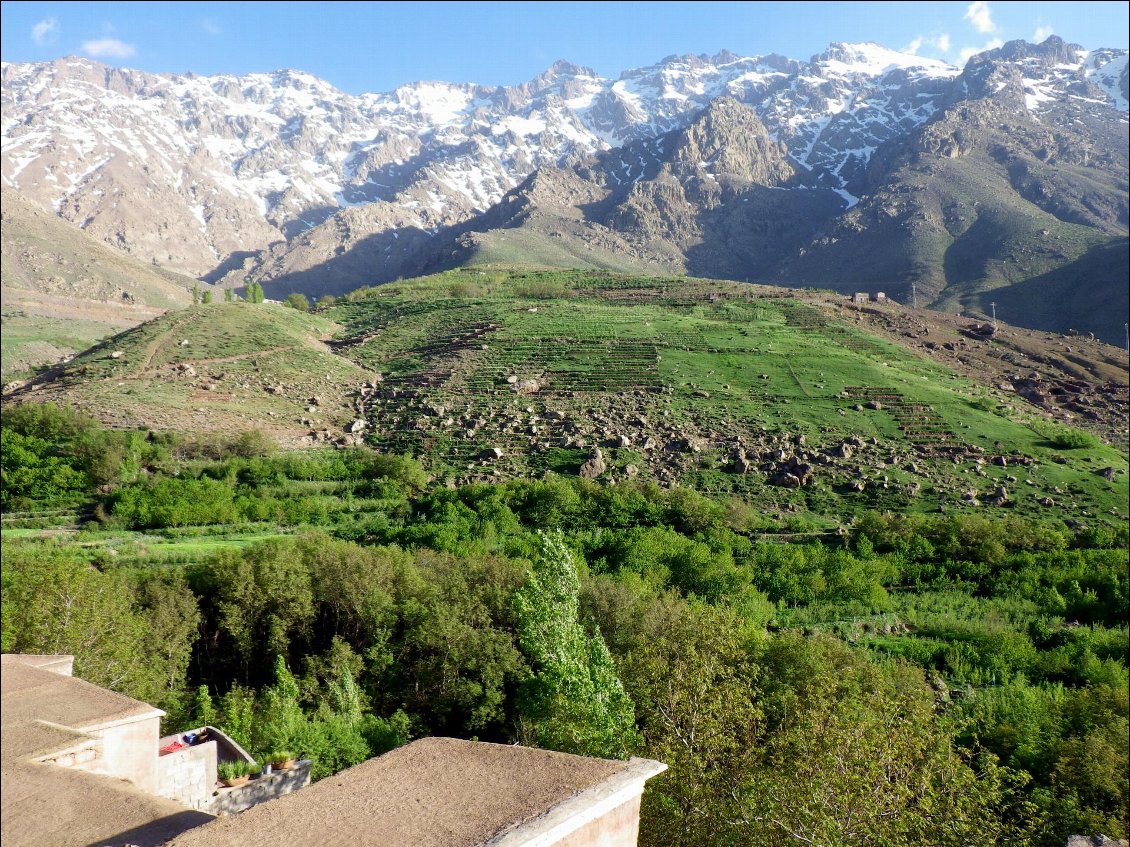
[
  {"x1": 218, "y1": 760, "x2": 254, "y2": 780},
  {"x1": 1033, "y1": 421, "x2": 1100, "y2": 450},
  {"x1": 285, "y1": 293, "x2": 310, "y2": 312}
]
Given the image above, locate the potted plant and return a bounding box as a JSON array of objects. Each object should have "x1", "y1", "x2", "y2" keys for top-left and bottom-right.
[
  {"x1": 267, "y1": 750, "x2": 296, "y2": 771},
  {"x1": 218, "y1": 760, "x2": 253, "y2": 787}
]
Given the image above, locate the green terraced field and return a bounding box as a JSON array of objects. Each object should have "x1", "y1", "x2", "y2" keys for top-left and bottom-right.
[{"x1": 322, "y1": 269, "x2": 1128, "y2": 524}]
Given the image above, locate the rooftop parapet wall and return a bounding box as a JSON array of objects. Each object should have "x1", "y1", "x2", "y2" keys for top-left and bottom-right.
[
  {"x1": 486, "y1": 757, "x2": 666, "y2": 847},
  {"x1": 210, "y1": 760, "x2": 312, "y2": 815}
]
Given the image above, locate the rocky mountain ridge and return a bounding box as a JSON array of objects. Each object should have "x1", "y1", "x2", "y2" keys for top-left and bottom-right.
[{"x1": 2, "y1": 37, "x2": 1127, "y2": 339}]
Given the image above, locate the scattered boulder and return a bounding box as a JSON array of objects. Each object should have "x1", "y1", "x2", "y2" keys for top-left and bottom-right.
[
  {"x1": 480, "y1": 447, "x2": 504, "y2": 461},
  {"x1": 579, "y1": 447, "x2": 607, "y2": 479},
  {"x1": 110, "y1": 351, "x2": 124, "y2": 359},
  {"x1": 348, "y1": 419, "x2": 367, "y2": 433}
]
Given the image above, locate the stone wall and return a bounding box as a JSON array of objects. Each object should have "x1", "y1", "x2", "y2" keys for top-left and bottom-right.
[
  {"x1": 210, "y1": 761, "x2": 312, "y2": 815},
  {"x1": 157, "y1": 740, "x2": 218, "y2": 810}
]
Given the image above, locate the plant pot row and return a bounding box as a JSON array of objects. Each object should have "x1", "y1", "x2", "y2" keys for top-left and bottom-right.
[{"x1": 218, "y1": 757, "x2": 296, "y2": 787}]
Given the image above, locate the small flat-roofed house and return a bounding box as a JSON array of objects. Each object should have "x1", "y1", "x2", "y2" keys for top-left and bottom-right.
[
  {"x1": 1, "y1": 654, "x2": 214, "y2": 847},
  {"x1": 166, "y1": 737, "x2": 666, "y2": 847},
  {"x1": 3, "y1": 655, "x2": 666, "y2": 847}
]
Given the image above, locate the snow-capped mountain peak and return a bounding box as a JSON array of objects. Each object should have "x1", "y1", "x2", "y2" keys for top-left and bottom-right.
[{"x1": 2, "y1": 40, "x2": 1125, "y2": 280}]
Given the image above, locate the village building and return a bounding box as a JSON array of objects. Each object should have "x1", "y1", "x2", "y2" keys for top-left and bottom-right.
[{"x1": 1, "y1": 654, "x2": 665, "y2": 847}]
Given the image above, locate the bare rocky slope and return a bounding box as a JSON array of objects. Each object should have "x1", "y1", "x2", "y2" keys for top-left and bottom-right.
[{"x1": 1, "y1": 186, "x2": 198, "y2": 379}]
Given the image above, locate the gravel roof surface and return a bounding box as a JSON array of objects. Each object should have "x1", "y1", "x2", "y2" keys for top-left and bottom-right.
[{"x1": 167, "y1": 737, "x2": 632, "y2": 847}]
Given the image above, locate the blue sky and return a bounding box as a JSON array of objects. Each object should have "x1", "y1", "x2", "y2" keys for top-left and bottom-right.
[{"x1": 2, "y1": 1, "x2": 1127, "y2": 94}]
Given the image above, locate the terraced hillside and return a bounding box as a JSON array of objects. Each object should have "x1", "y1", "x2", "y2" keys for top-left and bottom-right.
[
  {"x1": 8, "y1": 268, "x2": 1126, "y2": 525},
  {"x1": 324, "y1": 269, "x2": 1127, "y2": 524},
  {"x1": 13, "y1": 302, "x2": 374, "y2": 442}
]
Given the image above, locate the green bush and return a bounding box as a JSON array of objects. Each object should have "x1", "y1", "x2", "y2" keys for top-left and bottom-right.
[
  {"x1": 1033, "y1": 421, "x2": 1100, "y2": 450},
  {"x1": 285, "y1": 293, "x2": 310, "y2": 312}
]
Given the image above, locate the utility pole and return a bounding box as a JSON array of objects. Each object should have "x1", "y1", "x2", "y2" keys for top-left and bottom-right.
[
  {"x1": 990, "y1": 302, "x2": 997, "y2": 329},
  {"x1": 1125, "y1": 322, "x2": 1128, "y2": 353},
  {"x1": 910, "y1": 281, "x2": 917, "y2": 309}
]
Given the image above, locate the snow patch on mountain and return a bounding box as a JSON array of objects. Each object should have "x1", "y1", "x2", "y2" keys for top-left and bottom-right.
[{"x1": 2, "y1": 39, "x2": 1126, "y2": 278}]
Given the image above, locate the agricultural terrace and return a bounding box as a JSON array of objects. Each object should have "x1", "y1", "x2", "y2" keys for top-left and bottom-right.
[{"x1": 324, "y1": 269, "x2": 1127, "y2": 524}]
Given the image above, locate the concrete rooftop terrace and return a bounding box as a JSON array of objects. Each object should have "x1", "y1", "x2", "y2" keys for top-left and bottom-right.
[{"x1": 166, "y1": 736, "x2": 666, "y2": 847}]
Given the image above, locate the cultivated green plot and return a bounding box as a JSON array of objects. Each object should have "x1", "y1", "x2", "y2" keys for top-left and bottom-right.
[{"x1": 311, "y1": 269, "x2": 1127, "y2": 523}]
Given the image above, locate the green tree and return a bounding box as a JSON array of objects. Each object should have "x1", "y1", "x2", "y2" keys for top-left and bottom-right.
[
  {"x1": 623, "y1": 601, "x2": 763, "y2": 847},
  {"x1": 514, "y1": 532, "x2": 638, "y2": 759},
  {"x1": 245, "y1": 281, "x2": 265, "y2": 303},
  {"x1": 224, "y1": 287, "x2": 234, "y2": 303},
  {"x1": 1, "y1": 546, "x2": 188, "y2": 710},
  {"x1": 201, "y1": 289, "x2": 213, "y2": 304},
  {"x1": 743, "y1": 634, "x2": 1035, "y2": 847},
  {"x1": 208, "y1": 539, "x2": 316, "y2": 677},
  {"x1": 285, "y1": 292, "x2": 310, "y2": 312}
]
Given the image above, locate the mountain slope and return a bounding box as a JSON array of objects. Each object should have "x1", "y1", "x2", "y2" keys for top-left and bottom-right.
[
  {"x1": 777, "y1": 39, "x2": 1129, "y2": 336},
  {"x1": 0, "y1": 44, "x2": 966, "y2": 278},
  {"x1": 388, "y1": 39, "x2": 1127, "y2": 342},
  {"x1": 2, "y1": 39, "x2": 1126, "y2": 340},
  {"x1": 9, "y1": 268, "x2": 1126, "y2": 523},
  {"x1": 1, "y1": 186, "x2": 198, "y2": 379}
]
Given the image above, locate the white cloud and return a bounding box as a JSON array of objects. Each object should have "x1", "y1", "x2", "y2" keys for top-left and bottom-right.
[
  {"x1": 902, "y1": 33, "x2": 952, "y2": 57},
  {"x1": 31, "y1": 18, "x2": 58, "y2": 45},
  {"x1": 201, "y1": 18, "x2": 222, "y2": 36},
  {"x1": 1033, "y1": 25, "x2": 1054, "y2": 42},
  {"x1": 959, "y1": 38, "x2": 1004, "y2": 64},
  {"x1": 965, "y1": 1, "x2": 997, "y2": 34},
  {"x1": 80, "y1": 38, "x2": 136, "y2": 59}
]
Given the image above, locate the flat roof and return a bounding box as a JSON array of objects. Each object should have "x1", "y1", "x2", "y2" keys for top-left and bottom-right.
[
  {"x1": 1, "y1": 760, "x2": 213, "y2": 847},
  {"x1": 1, "y1": 654, "x2": 210, "y2": 847},
  {"x1": 166, "y1": 737, "x2": 659, "y2": 847},
  {"x1": 2, "y1": 655, "x2": 161, "y2": 755}
]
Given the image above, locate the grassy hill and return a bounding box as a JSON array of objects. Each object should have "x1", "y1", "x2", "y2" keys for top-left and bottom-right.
[
  {"x1": 9, "y1": 267, "x2": 1127, "y2": 525},
  {"x1": 16, "y1": 301, "x2": 374, "y2": 443},
  {"x1": 321, "y1": 268, "x2": 1126, "y2": 524}
]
